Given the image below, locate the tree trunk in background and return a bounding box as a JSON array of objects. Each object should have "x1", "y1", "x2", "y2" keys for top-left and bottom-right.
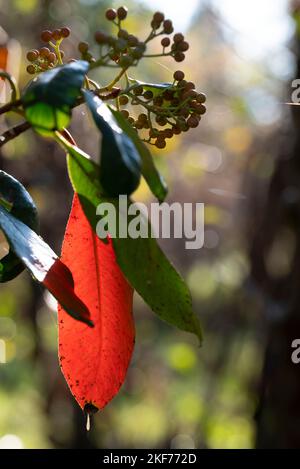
[{"x1": 253, "y1": 15, "x2": 300, "y2": 448}]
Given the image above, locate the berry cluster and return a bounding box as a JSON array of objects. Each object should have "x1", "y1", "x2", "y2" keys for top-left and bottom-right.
[
  {"x1": 26, "y1": 47, "x2": 57, "y2": 74},
  {"x1": 77, "y1": 6, "x2": 145, "y2": 67},
  {"x1": 24, "y1": 6, "x2": 206, "y2": 146},
  {"x1": 77, "y1": 8, "x2": 189, "y2": 67},
  {"x1": 119, "y1": 70, "x2": 206, "y2": 148},
  {"x1": 40, "y1": 27, "x2": 71, "y2": 43},
  {"x1": 26, "y1": 27, "x2": 70, "y2": 74},
  {"x1": 151, "y1": 13, "x2": 189, "y2": 63}
]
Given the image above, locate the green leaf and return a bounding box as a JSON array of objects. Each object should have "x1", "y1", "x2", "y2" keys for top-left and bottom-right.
[
  {"x1": 22, "y1": 60, "x2": 89, "y2": 132},
  {"x1": 128, "y1": 77, "x2": 172, "y2": 96},
  {"x1": 0, "y1": 204, "x2": 93, "y2": 326},
  {"x1": 82, "y1": 90, "x2": 141, "y2": 196},
  {"x1": 57, "y1": 133, "x2": 202, "y2": 343},
  {"x1": 0, "y1": 171, "x2": 39, "y2": 282},
  {"x1": 110, "y1": 107, "x2": 168, "y2": 203}
]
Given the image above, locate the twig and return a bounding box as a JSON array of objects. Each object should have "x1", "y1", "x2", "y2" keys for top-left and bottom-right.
[
  {"x1": 0, "y1": 121, "x2": 31, "y2": 148},
  {"x1": 0, "y1": 99, "x2": 22, "y2": 116}
]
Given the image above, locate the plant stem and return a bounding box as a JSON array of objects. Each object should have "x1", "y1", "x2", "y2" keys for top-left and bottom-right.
[
  {"x1": 143, "y1": 53, "x2": 171, "y2": 58},
  {"x1": 0, "y1": 121, "x2": 31, "y2": 148},
  {"x1": 98, "y1": 67, "x2": 129, "y2": 92},
  {"x1": 0, "y1": 99, "x2": 22, "y2": 116}
]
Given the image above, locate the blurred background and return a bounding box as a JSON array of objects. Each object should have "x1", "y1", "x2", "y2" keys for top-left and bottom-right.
[{"x1": 0, "y1": 0, "x2": 300, "y2": 449}]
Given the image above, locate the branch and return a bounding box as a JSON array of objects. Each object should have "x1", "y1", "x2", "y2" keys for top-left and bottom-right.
[
  {"x1": 0, "y1": 121, "x2": 31, "y2": 148},
  {"x1": 0, "y1": 89, "x2": 120, "y2": 148},
  {"x1": 0, "y1": 99, "x2": 22, "y2": 116}
]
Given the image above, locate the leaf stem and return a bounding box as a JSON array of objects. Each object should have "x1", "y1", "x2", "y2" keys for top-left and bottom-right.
[{"x1": 0, "y1": 71, "x2": 20, "y2": 101}]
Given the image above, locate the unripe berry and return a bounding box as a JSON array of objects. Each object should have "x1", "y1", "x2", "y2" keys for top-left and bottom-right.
[
  {"x1": 177, "y1": 41, "x2": 189, "y2": 52},
  {"x1": 172, "y1": 125, "x2": 181, "y2": 135},
  {"x1": 185, "y1": 81, "x2": 195, "y2": 91},
  {"x1": 153, "y1": 96, "x2": 163, "y2": 106},
  {"x1": 179, "y1": 108, "x2": 190, "y2": 118},
  {"x1": 161, "y1": 37, "x2": 170, "y2": 47},
  {"x1": 78, "y1": 41, "x2": 89, "y2": 53},
  {"x1": 163, "y1": 19, "x2": 173, "y2": 34},
  {"x1": 26, "y1": 50, "x2": 38, "y2": 61},
  {"x1": 132, "y1": 45, "x2": 145, "y2": 59},
  {"x1": 119, "y1": 95, "x2": 129, "y2": 105},
  {"x1": 155, "y1": 137, "x2": 166, "y2": 149},
  {"x1": 61, "y1": 27, "x2": 71, "y2": 38},
  {"x1": 114, "y1": 38, "x2": 127, "y2": 52},
  {"x1": 48, "y1": 52, "x2": 57, "y2": 63},
  {"x1": 153, "y1": 12, "x2": 164, "y2": 23},
  {"x1": 119, "y1": 55, "x2": 133, "y2": 67},
  {"x1": 95, "y1": 31, "x2": 108, "y2": 44},
  {"x1": 187, "y1": 116, "x2": 199, "y2": 128},
  {"x1": 118, "y1": 29, "x2": 129, "y2": 39},
  {"x1": 117, "y1": 6, "x2": 128, "y2": 20},
  {"x1": 196, "y1": 92, "x2": 206, "y2": 103},
  {"x1": 156, "y1": 116, "x2": 167, "y2": 126},
  {"x1": 151, "y1": 19, "x2": 160, "y2": 30},
  {"x1": 138, "y1": 113, "x2": 148, "y2": 122},
  {"x1": 171, "y1": 97, "x2": 180, "y2": 106},
  {"x1": 105, "y1": 8, "x2": 117, "y2": 21},
  {"x1": 143, "y1": 90, "x2": 153, "y2": 100},
  {"x1": 26, "y1": 64, "x2": 36, "y2": 74},
  {"x1": 133, "y1": 85, "x2": 144, "y2": 95},
  {"x1": 135, "y1": 121, "x2": 144, "y2": 130},
  {"x1": 173, "y1": 33, "x2": 184, "y2": 43},
  {"x1": 128, "y1": 34, "x2": 138, "y2": 47},
  {"x1": 182, "y1": 90, "x2": 197, "y2": 100},
  {"x1": 121, "y1": 109, "x2": 129, "y2": 119},
  {"x1": 174, "y1": 51, "x2": 185, "y2": 62},
  {"x1": 173, "y1": 70, "x2": 184, "y2": 81},
  {"x1": 163, "y1": 89, "x2": 174, "y2": 101},
  {"x1": 52, "y1": 29, "x2": 62, "y2": 40},
  {"x1": 196, "y1": 103, "x2": 206, "y2": 115},
  {"x1": 163, "y1": 128, "x2": 173, "y2": 138},
  {"x1": 41, "y1": 30, "x2": 52, "y2": 42},
  {"x1": 39, "y1": 47, "x2": 50, "y2": 57}
]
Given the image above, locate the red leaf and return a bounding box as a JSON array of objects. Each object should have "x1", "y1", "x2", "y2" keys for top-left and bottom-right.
[
  {"x1": 58, "y1": 194, "x2": 135, "y2": 411},
  {"x1": 44, "y1": 259, "x2": 93, "y2": 327}
]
